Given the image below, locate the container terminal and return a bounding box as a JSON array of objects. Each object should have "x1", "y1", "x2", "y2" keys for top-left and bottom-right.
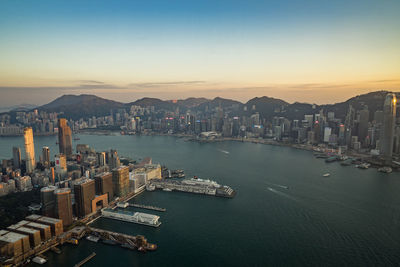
[{"x1": 0, "y1": 214, "x2": 157, "y2": 266}]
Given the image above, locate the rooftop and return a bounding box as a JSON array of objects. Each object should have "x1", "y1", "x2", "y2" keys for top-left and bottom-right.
[
  {"x1": 74, "y1": 178, "x2": 94, "y2": 186},
  {"x1": 54, "y1": 188, "x2": 71, "y2": 194},
  {"x1": 41, "y1": 185, "x2": 57, "y2": 192},
  {"x1": 26, "y1": 214, "x2": 41, "y2": 220},
  {"x1": 14, "y1": 226, "x2": 39, "y2": 234},
  {"x1": 0, "y1": 230, "x2": 8, "y2": 236},
  {"x1": 0, "y1": 232, "x2": 28, "y2": 243},
  {"x1": 113, "y1": 165, "x2": 129, "y2": 171},
  {"x1": 37, "y1": 216, "x2": 62, "y2": 224},
  {"x1": 26, "y1": 222, "x2": 50, "y2": 230},
  {"x1": 95, "y1": 172, "x2": 111, "y2": 177}
]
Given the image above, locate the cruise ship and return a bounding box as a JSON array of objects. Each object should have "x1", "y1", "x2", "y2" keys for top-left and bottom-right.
[
  {"x1": 101, "y1": 209, "x2": 161, "y2": 227},
  {"x1": 182, "y1": 178, "x2": 220, "y2": 187},
  {"x1": 150, "y1": 177, "x2": 236, "y2": 198}
]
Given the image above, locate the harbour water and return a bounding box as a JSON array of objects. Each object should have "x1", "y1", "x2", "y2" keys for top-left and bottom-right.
[{"x1": 1, "y1": 134, "x2": 400, "y2": 266}]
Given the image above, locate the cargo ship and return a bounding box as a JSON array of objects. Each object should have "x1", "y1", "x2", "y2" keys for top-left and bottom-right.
[{"x1": 101, "y1": 208, "x2": 161, "y2": 227}]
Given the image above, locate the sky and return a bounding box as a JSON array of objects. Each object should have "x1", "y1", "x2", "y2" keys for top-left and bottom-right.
[{"x1": 0, "y1": 0, "x2": 399, "y2": 106}]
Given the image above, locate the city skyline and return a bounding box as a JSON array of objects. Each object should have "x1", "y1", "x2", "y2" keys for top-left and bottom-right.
[{"x1": 1, "y1": 0, "x2": 400, "y2": 106}]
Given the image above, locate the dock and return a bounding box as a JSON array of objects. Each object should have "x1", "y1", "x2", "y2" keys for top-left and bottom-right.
[
  {"x1": 74, "y1": 252, "x2": 96, "y2": 267},
  {"x1": 129, "y1": 203, "x2": 166, "y2": 212},
  {"x1": 87, "y1": 227, "x2": 157, "y2": 252}
]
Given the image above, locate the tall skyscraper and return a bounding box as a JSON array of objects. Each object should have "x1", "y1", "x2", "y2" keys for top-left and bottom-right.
[
  {"x1": 55, "y1": 154, "x2": 67, "y2": 180},
  {"x1": 344, "y1": 105, "x2": 355, "y2": 146},
  {"x1": 109, "y1": 149, "x2": 120, "y2": 169},
  {"x1": 74, "y1": 179, "x2": 95, "y2": 218},
  {"x1": 41, "y1": 186, "x2": 57, "y2": 218},
  {"x1": 358, "y1": 108, "x2": 369, "y2": 146},
  {"x1": 42, "y1": 146, "x2": 50, "y2": 168},
  {"x1": 12, "y1": 147, "x2": 21, "y2": 169},
  {"x1": 58, "y1": 118, "x2": 73, "y2": 158},
  {"x1": 380, "y1": 93, "x2": 397, "y2": 163},
  {"x1": 95, "y1": 172, "x2": 114, "y2": 201},
  {"x1": 97, "y1": 152, "x2": 106, "y2": 166},
  {"x1": 24, "y1": 127, "x2": 35, "y2": 173},
  {"x1": 112, "y1": 166, "x2": 130, "y2": 197},
  {"x1": 54, "y1": 188, "x2": 73, "y2": 226}
]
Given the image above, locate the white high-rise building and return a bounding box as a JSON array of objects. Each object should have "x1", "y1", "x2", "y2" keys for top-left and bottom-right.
[
  {"x1": 323, "y1": 127, "x2": 332, "y2": 143},
  {"x1": 380, "y1": 93, "x2": 397, "y2": 163}
]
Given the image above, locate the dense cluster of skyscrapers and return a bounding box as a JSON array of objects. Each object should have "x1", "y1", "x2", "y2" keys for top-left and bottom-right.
[
  {"x1": 1, "y1": 117, "x2": 162, "y2": 231},
  {"x1": 1, "y1": 93, "x2": 398, "y2": 200}
]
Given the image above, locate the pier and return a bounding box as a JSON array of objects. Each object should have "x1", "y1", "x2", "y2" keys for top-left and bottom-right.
[
  {"x1": 74, "y1": 252, "x2": 96, "y2": 267},
  {"x1": 129, "y1": 203, "x2": 166, "y2": 212}
]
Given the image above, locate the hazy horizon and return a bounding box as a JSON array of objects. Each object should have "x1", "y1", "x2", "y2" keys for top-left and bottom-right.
[{"x1": 1, "y1": 0, "x2": 399, "y2": 106}]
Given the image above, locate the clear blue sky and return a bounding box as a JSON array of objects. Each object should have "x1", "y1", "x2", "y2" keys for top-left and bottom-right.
[{"x1": 0, "y1": 0, "x2": 399, "y2": 105}]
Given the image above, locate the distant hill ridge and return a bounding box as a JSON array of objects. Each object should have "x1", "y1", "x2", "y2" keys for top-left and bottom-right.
[{"x1": 34, "y1": 91, "x2": 399, "y2": 120}]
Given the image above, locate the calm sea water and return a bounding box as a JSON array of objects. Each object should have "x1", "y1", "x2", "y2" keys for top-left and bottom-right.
[{"x1": 1, "y1": 134, "x2": 400, "y2": 266}]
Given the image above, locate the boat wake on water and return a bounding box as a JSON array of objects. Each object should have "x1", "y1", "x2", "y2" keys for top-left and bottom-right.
[
  {"x1": 218, "y1": 149, "x2": 230, "y2": 154},
  {"x1": 266, "y1": 187, "x2": 299, "y2": 202},
  {"x1": 264, "y1": 181, "x2": 289, "y2": 189}
]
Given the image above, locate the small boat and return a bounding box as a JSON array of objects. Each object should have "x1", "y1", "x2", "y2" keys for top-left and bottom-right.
[
  {"x1": 163, "y1": 188, "x2": 172, "y2": 192},
  {"x1": 32, "y1": 256, "x2": 47, "y2": 264},
  {"x1": 356, "y1": 163, "x2": 370, "y2": 169},
  {"x1": 102, "y1": 239, "x2": 118, "y2": 246},
  {"x1": 86, "y1": 235, "x2": 100, "y2": 242},
  {"x1": 146, "y1": 184, "x2": 156, "y2": 191},
  {"x1": 378, "y1": 167, "x2": 392, "y2": 173},
  {"x1": 146, "y1": 243, "x2": 157, "y2": 251},
  {"x1": 121, "y1": 243, "x2": 136, "y2": 250},
  {"x1": 322, "y1": 173, "x2": 330, "y2": 177},
  {"x1": 325, "y1": 157, "x2": 337, "y2": 163}
]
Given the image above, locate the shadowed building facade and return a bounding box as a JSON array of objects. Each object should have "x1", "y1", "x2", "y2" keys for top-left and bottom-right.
[
  {"x1": 54, "y1": 188, "x2": 73, "y2": 226},
  {"x1": 74, "y1": 179, "x2": 95, "y2": 218},
  {"x1": 95, "y1": 172, "x2": 114, "y2": 201},
  {"x1": 112, "y1": 166, "x2": 130, "y2": 197},
  {"x1": 40, "y1": 186, "x2": 57, "y2": 218}
]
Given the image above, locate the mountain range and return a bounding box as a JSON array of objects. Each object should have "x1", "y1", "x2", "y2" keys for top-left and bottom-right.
[{"x1": 9, "y1": 91, "x2": 399, "y2": 121}]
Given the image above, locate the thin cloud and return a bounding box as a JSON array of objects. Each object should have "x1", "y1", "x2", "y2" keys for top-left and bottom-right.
[
  {"x1": 76, "y1": 80, "x2": 105, "y2": 84},
  {"x1": 128, "y1": 81, "x2": 206, "y2": 88},
  {"x1": 368, "y1": 79, "x2": 400, "y2": 83}
]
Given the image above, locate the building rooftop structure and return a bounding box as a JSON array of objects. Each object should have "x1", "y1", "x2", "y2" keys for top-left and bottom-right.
[
  {"x1": 37, "y1": 216, "x2": 62, "y2": 225},
  {"x1": 25, "y1": 214, "x2": 41, "y2": 221},
  {"x1": 12, "y1": 226, "x2": 38, "y2": 235},
  {"x1": 73, "y1": 178, "x2": 93, "y2": 186},
  {"x1": 25, "y1": 222, "x2": 49, "y2": 230},
  {"x1": 0, "y1": 231, "x2": 27, "y2": 243}
]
